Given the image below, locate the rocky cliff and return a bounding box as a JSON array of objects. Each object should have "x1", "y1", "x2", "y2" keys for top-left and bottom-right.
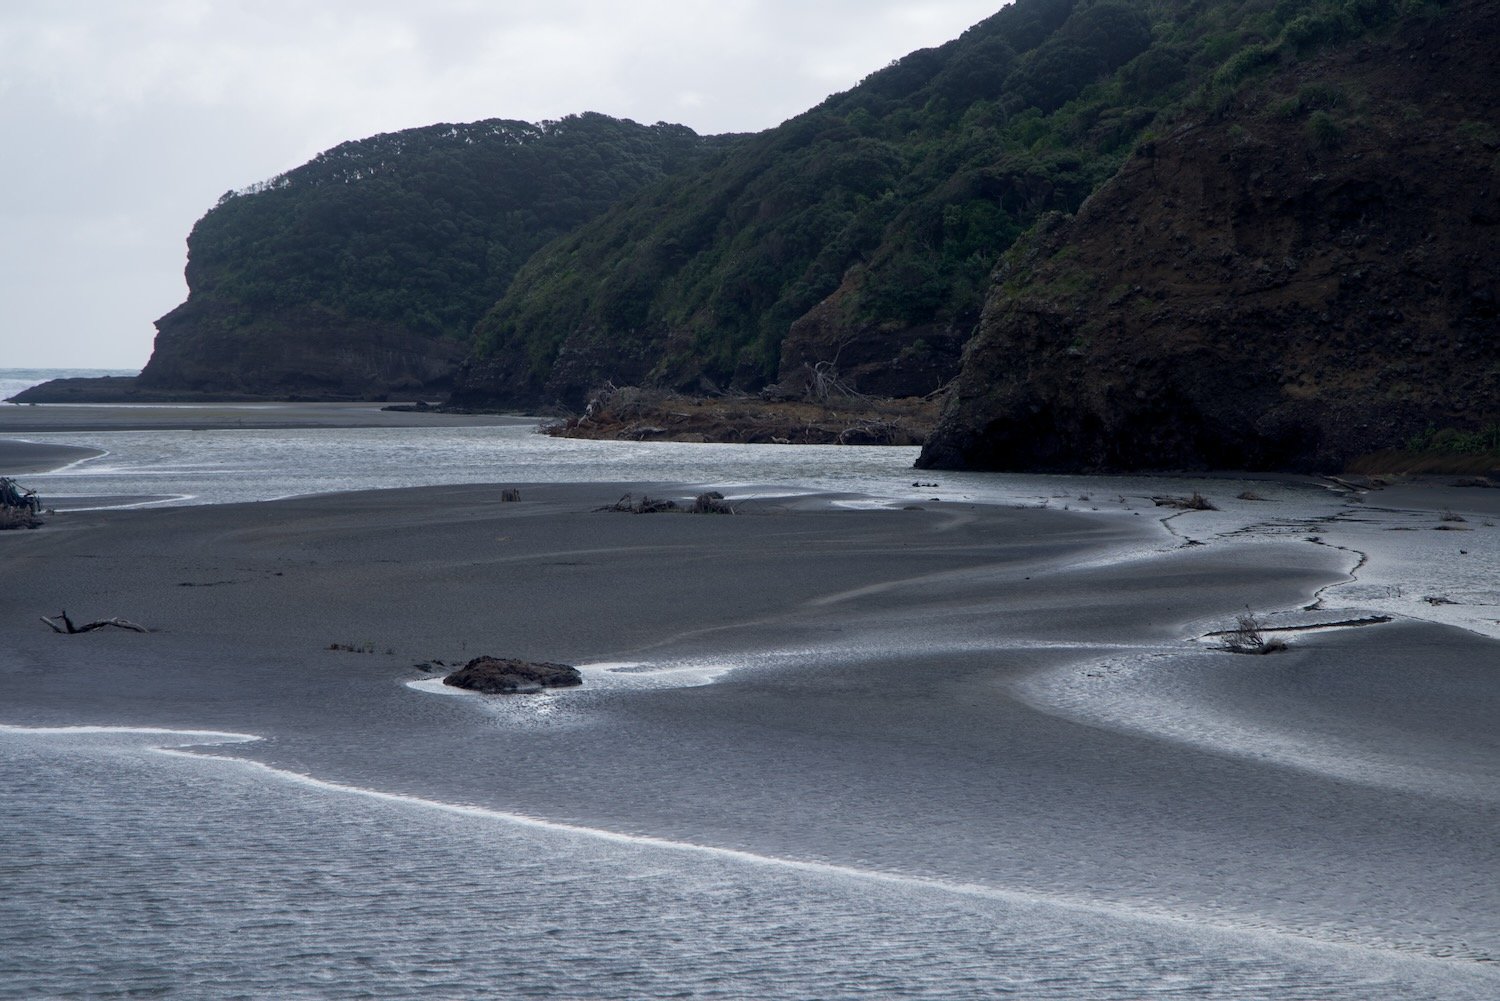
[
  {"x1": 452, "y1": 0, "x2": 1159, "y2": 410},
  {"x1": 920, "y1": 0, "x2": 1497, "y2": 472},
  {"x1": 133, "y1": 115, "x2": 724, "y2": 401}
]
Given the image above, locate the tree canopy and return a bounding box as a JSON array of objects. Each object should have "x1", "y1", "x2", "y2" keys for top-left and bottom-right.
[{"x1": 179, "y1": 113, "x2": 732, "y2": 343}]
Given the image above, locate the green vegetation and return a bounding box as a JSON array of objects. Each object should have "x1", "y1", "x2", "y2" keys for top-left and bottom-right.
[
  {"x1": 160, "y1": 0, "x2": 1456, "y2": 403},
  {"x1": 181, "y1": 114, "x2": 730, "y2": 343},
  {"x1": 475, "y1": 0, "x2": 1449, "y2": 397},
  {"x1": 1349, "y1": 422, "x2": 1500, "y2": 477},
  {"x1": 1403, "y1": 424, "x2": 1500, "y2": 456}
]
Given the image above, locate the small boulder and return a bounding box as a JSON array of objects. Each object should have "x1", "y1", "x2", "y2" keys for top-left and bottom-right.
[{"x1": 443, "y1": 656, "x2": 583, "y2": 694}]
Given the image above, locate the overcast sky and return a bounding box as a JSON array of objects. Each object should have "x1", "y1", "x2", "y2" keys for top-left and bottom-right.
[{"x1": 1, "y1": 1, "x2": 1003, "y2": 371}]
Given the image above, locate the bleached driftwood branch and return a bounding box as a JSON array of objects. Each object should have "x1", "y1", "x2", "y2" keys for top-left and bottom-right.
[{"x1": 40, "y1": 610, "x2": 149, "y2": 634}]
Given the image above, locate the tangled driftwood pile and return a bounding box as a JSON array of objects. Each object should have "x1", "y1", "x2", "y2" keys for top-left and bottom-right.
[{"x1": 1, "y1": 477, "x2": 43, "y2": 530}]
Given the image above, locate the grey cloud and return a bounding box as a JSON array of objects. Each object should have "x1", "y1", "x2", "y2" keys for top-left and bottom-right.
[{"x1": 1, "y1": 1, "x2": 1002, "y2": 368}]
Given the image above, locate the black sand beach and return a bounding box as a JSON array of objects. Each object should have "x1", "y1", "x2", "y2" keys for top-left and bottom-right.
[
  {"x1": 2, "y1": 410, "x2": 1498, "y2": 995},
  {"x1": 0, "y1": 439, "x2": 102, "y2": 474}
]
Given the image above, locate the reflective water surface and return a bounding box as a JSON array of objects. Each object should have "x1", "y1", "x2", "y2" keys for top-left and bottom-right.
[{"x1": 4, "y1": 728, "x2": 1492, "y2": 1001}]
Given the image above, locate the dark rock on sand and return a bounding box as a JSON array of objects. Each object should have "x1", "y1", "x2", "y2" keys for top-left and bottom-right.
[{"x1": 443, "y1": 656, "x2": 582, "y2": 694}]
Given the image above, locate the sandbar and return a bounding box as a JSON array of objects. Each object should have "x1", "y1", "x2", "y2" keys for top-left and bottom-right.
[
  {"x1": 0, "y1": 439, "x2": 104, "y2": 475},
  {"x1": 0, "y1": 400, "x2": 532, "y2": 434}
]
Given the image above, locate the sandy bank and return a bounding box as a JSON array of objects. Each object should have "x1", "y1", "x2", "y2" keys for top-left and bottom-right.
[
  {"x1": 1, "y1": 480, "x2": 1496, "y2": 969},
  {"x1": 0, "y1": 439, "x2": 104, "y2": 475}
]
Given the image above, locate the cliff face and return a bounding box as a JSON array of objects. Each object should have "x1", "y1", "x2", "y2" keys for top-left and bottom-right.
[
  {"x1": 453, "y1": 0, "x2": 1162, "y2": 409},
  {"x1": 135, "y1": 115, "x2": 721, "y2": 400},
  {"x1": 920, "y1": 0, "x2": 1498, "y2": 472},
  {"x1": 764, "y1": 273, "x2": 967, "y2": 400},
  {"x1": 143, "y1": 302, "x2": 465, "y2": 399}
]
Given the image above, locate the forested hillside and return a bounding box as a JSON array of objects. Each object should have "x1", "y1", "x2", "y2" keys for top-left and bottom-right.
[
  {"x1": 456, "y1": 0, "x2": 1452, "y2": 409},
  {"x1": 920, "y1": 0, "x2": 1495, "y2": 472},
  {"x1": 38, "y1": 0, "x2": 1488, "y2": 473},
  {"x1": 138, "y1": 114, "x2": 731, "y2": 397},
  {"x1": 458, "y1": 0, "x2": 1154, "y2": 405}
]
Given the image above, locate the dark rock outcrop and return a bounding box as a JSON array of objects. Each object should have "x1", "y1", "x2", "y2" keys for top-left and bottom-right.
[
  {"x1": 442, "y1": 656, "x2": 583, "y2": 694},
  {"x1": 112, "y1": 115, "x2": 721, "y2": 403},
  {"x1": 450, "y1": 0, "x2": 1151, "y2": 411},
  {"x1": 773, "y1": 274, "x2": 967, "y2": 400},
  {"x1": 140, "y1": 303, "x2": 464, "y2": 400},
  {"x1": 920, "y1": 0, "x2": 1498, "y2": 473}
]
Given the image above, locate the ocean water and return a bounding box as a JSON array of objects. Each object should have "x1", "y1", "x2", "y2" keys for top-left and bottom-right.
[
  {"x1": 0, "y1": 367, "x2": 138, "y2": 403},
  {"x1": 3, "y1": 727, "x2": 1492, "y2": 1001}
]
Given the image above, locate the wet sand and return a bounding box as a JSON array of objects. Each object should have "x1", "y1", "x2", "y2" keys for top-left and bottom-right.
[
  {"x1": 2, "y1": 474, "x2": 1497, "y2": 977},
  {"x1": 0, "y1": 439, "x2": 103, "y2": 475},
  {"x1": 2, "y1": 402, "x2": 1498, "y2": 980}
]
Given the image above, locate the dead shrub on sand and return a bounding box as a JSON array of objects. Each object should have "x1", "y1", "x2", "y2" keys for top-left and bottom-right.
[
  {"x1": 1154, "y1": 492, "x2": 1218, "y2": 511},
  {"x1": 1220, "y1": 611, "x2": 1287, "y2": 655}
]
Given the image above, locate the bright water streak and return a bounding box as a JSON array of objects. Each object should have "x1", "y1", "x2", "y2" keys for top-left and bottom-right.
[
  {"x1": 25, "y1": 423, "x2": 928, "y2": 508},
  {"x1": 16, "y1": 421, "x2": 1291, "y2": 512},
  {"x1": 2, "y1": 728, "x2": 1492, "y2": 1001}
]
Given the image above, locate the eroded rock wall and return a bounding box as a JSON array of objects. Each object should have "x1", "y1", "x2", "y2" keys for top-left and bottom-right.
[{"x1": 921, "y1": 1, "x2": 1498, "y2": 472}]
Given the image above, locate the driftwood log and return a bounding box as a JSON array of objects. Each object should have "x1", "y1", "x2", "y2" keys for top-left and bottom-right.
[{"x1": 40, "y1": 610, "x2": 149, "y2": 634}]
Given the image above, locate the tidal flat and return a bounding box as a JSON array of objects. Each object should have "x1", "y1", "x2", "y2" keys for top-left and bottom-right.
[{"x1": 1, "y1": 404, "x2": 1497, "y2": 999}]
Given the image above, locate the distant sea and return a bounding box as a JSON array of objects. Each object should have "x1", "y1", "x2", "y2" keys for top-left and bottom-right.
[{"x1": 0, "y1": 367, "x2": 138, "y2": 403}]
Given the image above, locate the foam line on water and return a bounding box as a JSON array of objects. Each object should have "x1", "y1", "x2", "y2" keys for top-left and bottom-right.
[
  {"x1": 2, "y1": 722, "x2": 1491, "y2": 972},
  {"x1": 0, "y1": 723, "x2": 259, "y2": 743},
  {"x1": 65, "y1": 495, "x2": 193, "y2": 511},
  {"x1": 151, "y1": 745, "x2": 1500, "y2": 969},
  {"x1": 3, "y1": 440, "x2": 109, "y2": 474}
]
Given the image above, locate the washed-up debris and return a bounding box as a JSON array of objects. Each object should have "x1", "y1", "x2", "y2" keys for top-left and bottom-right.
[
  {"x1": 1, "y1": 477, "x2": 43, "y2": 529},
  {"x1": 40, "y1": 610, "x2": 149, "y2": 634},
  {"x1": 1152, "y1": 492, "x2": 1218, "y2": 511}
]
